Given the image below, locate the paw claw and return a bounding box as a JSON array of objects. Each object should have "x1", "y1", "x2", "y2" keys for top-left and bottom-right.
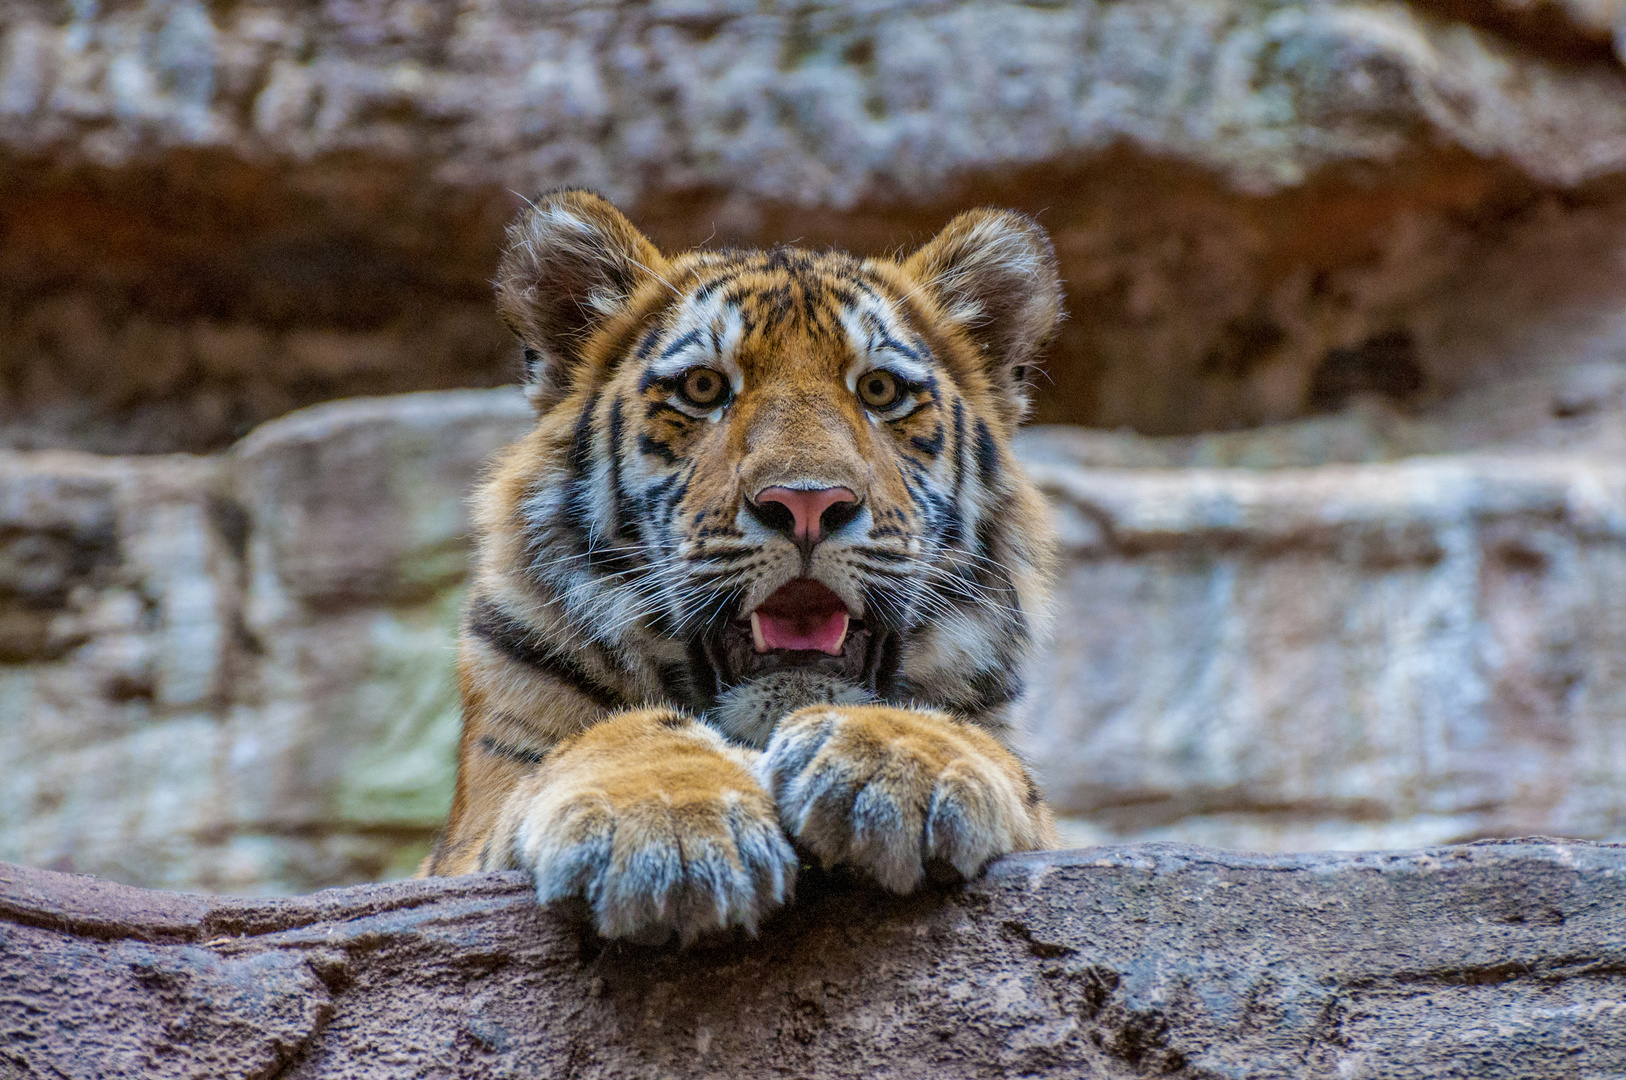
[
  {"x1": 514, "y1": 785, "x2": 796, "y2": 944},
  {"x1": 760, "y1": 706, "x2": 1040, "y2": 893}
]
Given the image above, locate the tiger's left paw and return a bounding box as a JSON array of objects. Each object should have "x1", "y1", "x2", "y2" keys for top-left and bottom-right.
[{"x1": 755, "y1": 705, "x2": 1056, "y2": 893}]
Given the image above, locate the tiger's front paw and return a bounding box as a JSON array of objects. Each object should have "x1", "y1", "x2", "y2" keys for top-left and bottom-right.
[
  {"x1": 756, "y1": 705, "x2": 1055, "y2": 893},
  {"x1": 493, "y1": 713, "x2": 796, "y2": 944}
]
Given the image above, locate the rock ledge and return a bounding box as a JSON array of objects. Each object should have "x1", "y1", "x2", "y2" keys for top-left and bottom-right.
[{"x1": 3, "y1": 840, "x2": 1624, "y2": 1078}]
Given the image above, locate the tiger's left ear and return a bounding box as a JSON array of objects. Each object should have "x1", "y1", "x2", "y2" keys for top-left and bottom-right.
[{"x1": 903, "y1": 209, "x2": 1063, "y2": 426}]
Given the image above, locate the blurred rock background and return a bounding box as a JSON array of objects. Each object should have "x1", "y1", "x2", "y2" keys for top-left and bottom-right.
[{"x1": 3, "y1": 0, "x2": 1626, "y2": 892}]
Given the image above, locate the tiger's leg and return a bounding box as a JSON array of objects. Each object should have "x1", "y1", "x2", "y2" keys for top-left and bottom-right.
[
  {"x1": 483, "y1": 708, "x2": 797, "y2": 944},
  {"x1": 755, "y1": 704, "x2": 1058, "y2": 893}
]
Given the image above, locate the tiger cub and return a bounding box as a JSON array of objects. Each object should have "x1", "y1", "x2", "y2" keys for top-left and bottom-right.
[{"x1": 423, "y1": 190, "x2": 1063, "y2": 943}]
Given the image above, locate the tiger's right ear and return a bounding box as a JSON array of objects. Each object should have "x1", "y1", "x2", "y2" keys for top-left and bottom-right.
[{"x1": 495, "y1": 190, "x2": 669, "y2": 410}]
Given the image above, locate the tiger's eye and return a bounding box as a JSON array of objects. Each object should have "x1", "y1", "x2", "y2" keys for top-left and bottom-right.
[
  {"x1": 680, "y1": 367, "x2": 728, "y2": 408},
  {"x1": 857, "y1": 370, "x2": 903, "y2": 410}
]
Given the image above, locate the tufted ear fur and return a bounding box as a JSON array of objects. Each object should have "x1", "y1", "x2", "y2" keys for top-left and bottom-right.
[
  {"x1": 903, "y1": 209, "x2": 1063, "y2": 426},
  {"x1": 496, "y1": 190, "x2": 669, "y2": 410}
]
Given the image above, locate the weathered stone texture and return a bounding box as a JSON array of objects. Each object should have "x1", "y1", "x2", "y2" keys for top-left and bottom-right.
[
  {"x1": 6, "y1": 0, "x2": 1626, "y2": 195},
  {"x1": 6, "y1": 0, "x2": 1626, "y2": 447},
  {"x1": 0, "y1": 390, "x2": 532, "y2": 894},
  {"x1": 4, "y1": 386, "x2": 1626, "y2": 892},
  {"x1": 1024, "y1": 438, "x2": 1626, "y2": 850},
  {"x1": 3, "y1": 840, "x2": 1624, "y2": 1078},
  {"x1": 6, "y1": 0, "x2": 1626, "y2": 895}
]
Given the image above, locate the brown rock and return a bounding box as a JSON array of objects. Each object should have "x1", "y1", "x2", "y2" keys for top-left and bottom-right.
[
  {"x1": 3, "y1": 839, "x2": 1624, "y2": 1077},
  {"x1": 6, "y1": 0, "x2": 1626, "y2": 446}
]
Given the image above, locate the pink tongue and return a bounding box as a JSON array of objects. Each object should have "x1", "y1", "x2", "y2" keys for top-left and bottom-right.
[{"x1": 755, "y1": 608, "x2": 849, "y2": 655}]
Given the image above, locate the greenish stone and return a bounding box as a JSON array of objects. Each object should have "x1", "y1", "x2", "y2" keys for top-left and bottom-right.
[{"x1": 334, "y1": 588, "x2": 466, "y2": 831}]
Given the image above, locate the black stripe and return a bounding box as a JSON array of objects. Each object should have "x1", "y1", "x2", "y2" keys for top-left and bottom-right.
[
  {"x1": 560, "y1": 392, "x2": 608, "y2": 557},
  {"x1": 940, "y1": 500, "x2": 965, "y2": 547},
  {"x1": 875, "y1": 333, "x2": 921, "y2": 362},
  {"x1": 974, "y1": 519, "x2": 1016, "y2": 593},
  {"x1": 686, "y1": 637, "x2": 723, "y2": 711},
  {"x1": 800, "y1": 285, "x2": 822, "y2": 329},
  {"x1": 693, "y1": 274, "x2": 733, "y2": 302},
  {"x1": 608, "y1": 397, "x2": 643, "y2": 545},
  {"x1": 660, "y1": 472, "x2": 691, "y2": 514},
  {"x1": 851, "y1": 544, "x2": 910, "y2": 561},
  {"x1": 644, "y1": 401, "x2": 689, "y2": 422},
  {"x1": 479, "y1": 734, "x2": 547, "y2": 765},
  {"x1": 638, "y1": 433, "x2": 677, "y2": 464},
  {"x1": 951, "y1": 398, "x2": 967, "y2": 495},
  {"x1": 568, "y1": 392, "x2": 600, "y2": 477},
  {"x1": 974, "y1": 419, "x2": 1000, "y2": 488},
  {"x1": 659, "y1": 328, "x2": 704, "y2": 360},
  {"x1": 852, "y1": 563, "x2": 913, "y2": 581},
  {"x1": 953, "y1": 669, "x2": 1024, "y2": 715},
  {"x1": 691, "y1": 546, "x2": 756, "y2": 564},
  {"x1": 866, "y1": 628, "x2": 902, "y2": 699},
  {"x1": 911, "y1": 423, "x2": 946, "y2": 457},
  {"x1": 897, "y1": 471, "x2": 931, "y2": 517},
  {"x1": 645, "y1": 471, "x2": 683, "y2": 504},
  {"x1": 635, "y1": 325, "x2": 664, "y2": 362},
  {"x1": 466, "y1": 599, "x2": 625, "y2": 710}
]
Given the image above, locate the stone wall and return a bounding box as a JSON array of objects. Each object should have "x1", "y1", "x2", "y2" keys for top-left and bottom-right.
[
  {"x1": 0, "y1": 391, "x2": 532, "y2": 893},
  {"x1": 4, "y1": 382, "x2": 1625, "y2": 893},
  {"x1": 6, "y1": 0, "x2": 1626, "y2": 894},
  {"x1": 6, "y1": 0, "x2": 1626, "y2": 449}
]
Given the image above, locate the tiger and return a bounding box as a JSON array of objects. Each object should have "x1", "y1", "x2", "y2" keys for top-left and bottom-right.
[{"x1": 421, "y1": 189, "x2": 1064, "y2": 944}]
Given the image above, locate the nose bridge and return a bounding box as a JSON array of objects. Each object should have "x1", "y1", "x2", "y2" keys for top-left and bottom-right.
[{"x1": 738, "y1": 385, "x2": 869, "y2": 497}]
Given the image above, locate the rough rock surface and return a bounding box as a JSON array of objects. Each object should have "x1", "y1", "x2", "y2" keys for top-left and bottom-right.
[
  {"x1": 1024, "y1": 435, "x2": 1626, "y2": 850},
  {"x1": 0, "y1": 390, "x2": 532, "y2": 894},
  {"x1": 8, "y1": 0, "x2": 1626, "y2": 898},
  {"x1": 4, "y1": 386, "x2": 1626, "y2": 892},
  {"x1": 3, "y1": 839, "x2": 1624, "y2": 1078},
  {"x1": 6, "y1": 0, "x2": 1626, "y2": 447},
  {"x1": 8, "y1": 0, "x2": 1626, "y2": 195}
]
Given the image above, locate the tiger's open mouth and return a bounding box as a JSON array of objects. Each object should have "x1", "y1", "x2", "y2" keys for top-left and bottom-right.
[
  {"x1": 750, "y1": 577, "x2": 850, "y2": 654},
  {"x1": 713, "y1": 578, "x2": 875, "y2": 686}
]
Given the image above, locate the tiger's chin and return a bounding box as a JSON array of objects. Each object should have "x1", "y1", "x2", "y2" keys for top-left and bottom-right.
[{"x1": 707, "y1": 670, "x2": 878, "y2": 748}]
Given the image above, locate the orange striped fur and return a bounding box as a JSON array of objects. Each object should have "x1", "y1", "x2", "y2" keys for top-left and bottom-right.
[{"x1": 423, "y1": 191, "x2": 1063, "y2": 944}]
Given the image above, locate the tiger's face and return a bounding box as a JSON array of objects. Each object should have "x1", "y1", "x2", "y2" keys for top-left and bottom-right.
[{"x1": 488, "y1": 192, "x2": 1061, "y2": 740}]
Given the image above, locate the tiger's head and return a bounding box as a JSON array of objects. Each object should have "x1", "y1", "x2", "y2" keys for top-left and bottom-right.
[{"x1": 480, "y1": 190, "x2": 1061, "y2": 743}]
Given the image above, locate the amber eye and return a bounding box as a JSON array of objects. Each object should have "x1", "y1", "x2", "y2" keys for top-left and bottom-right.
[
  {"x1": 857, "y1": 370, "x2": 904, "y2": 410},
  {"x1": 679, "y1": 367, "x2": 729, "y2": 408}
]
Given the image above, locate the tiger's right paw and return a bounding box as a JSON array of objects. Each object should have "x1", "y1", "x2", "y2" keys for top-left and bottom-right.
[{"x1": 491, "y1": 712, "x2": 797, "y2": 945}]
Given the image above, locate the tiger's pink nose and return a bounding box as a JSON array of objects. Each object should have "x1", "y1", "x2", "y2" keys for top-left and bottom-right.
[{"x1": 752, "y1": 486, "x2": 860, "y2": 545}]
